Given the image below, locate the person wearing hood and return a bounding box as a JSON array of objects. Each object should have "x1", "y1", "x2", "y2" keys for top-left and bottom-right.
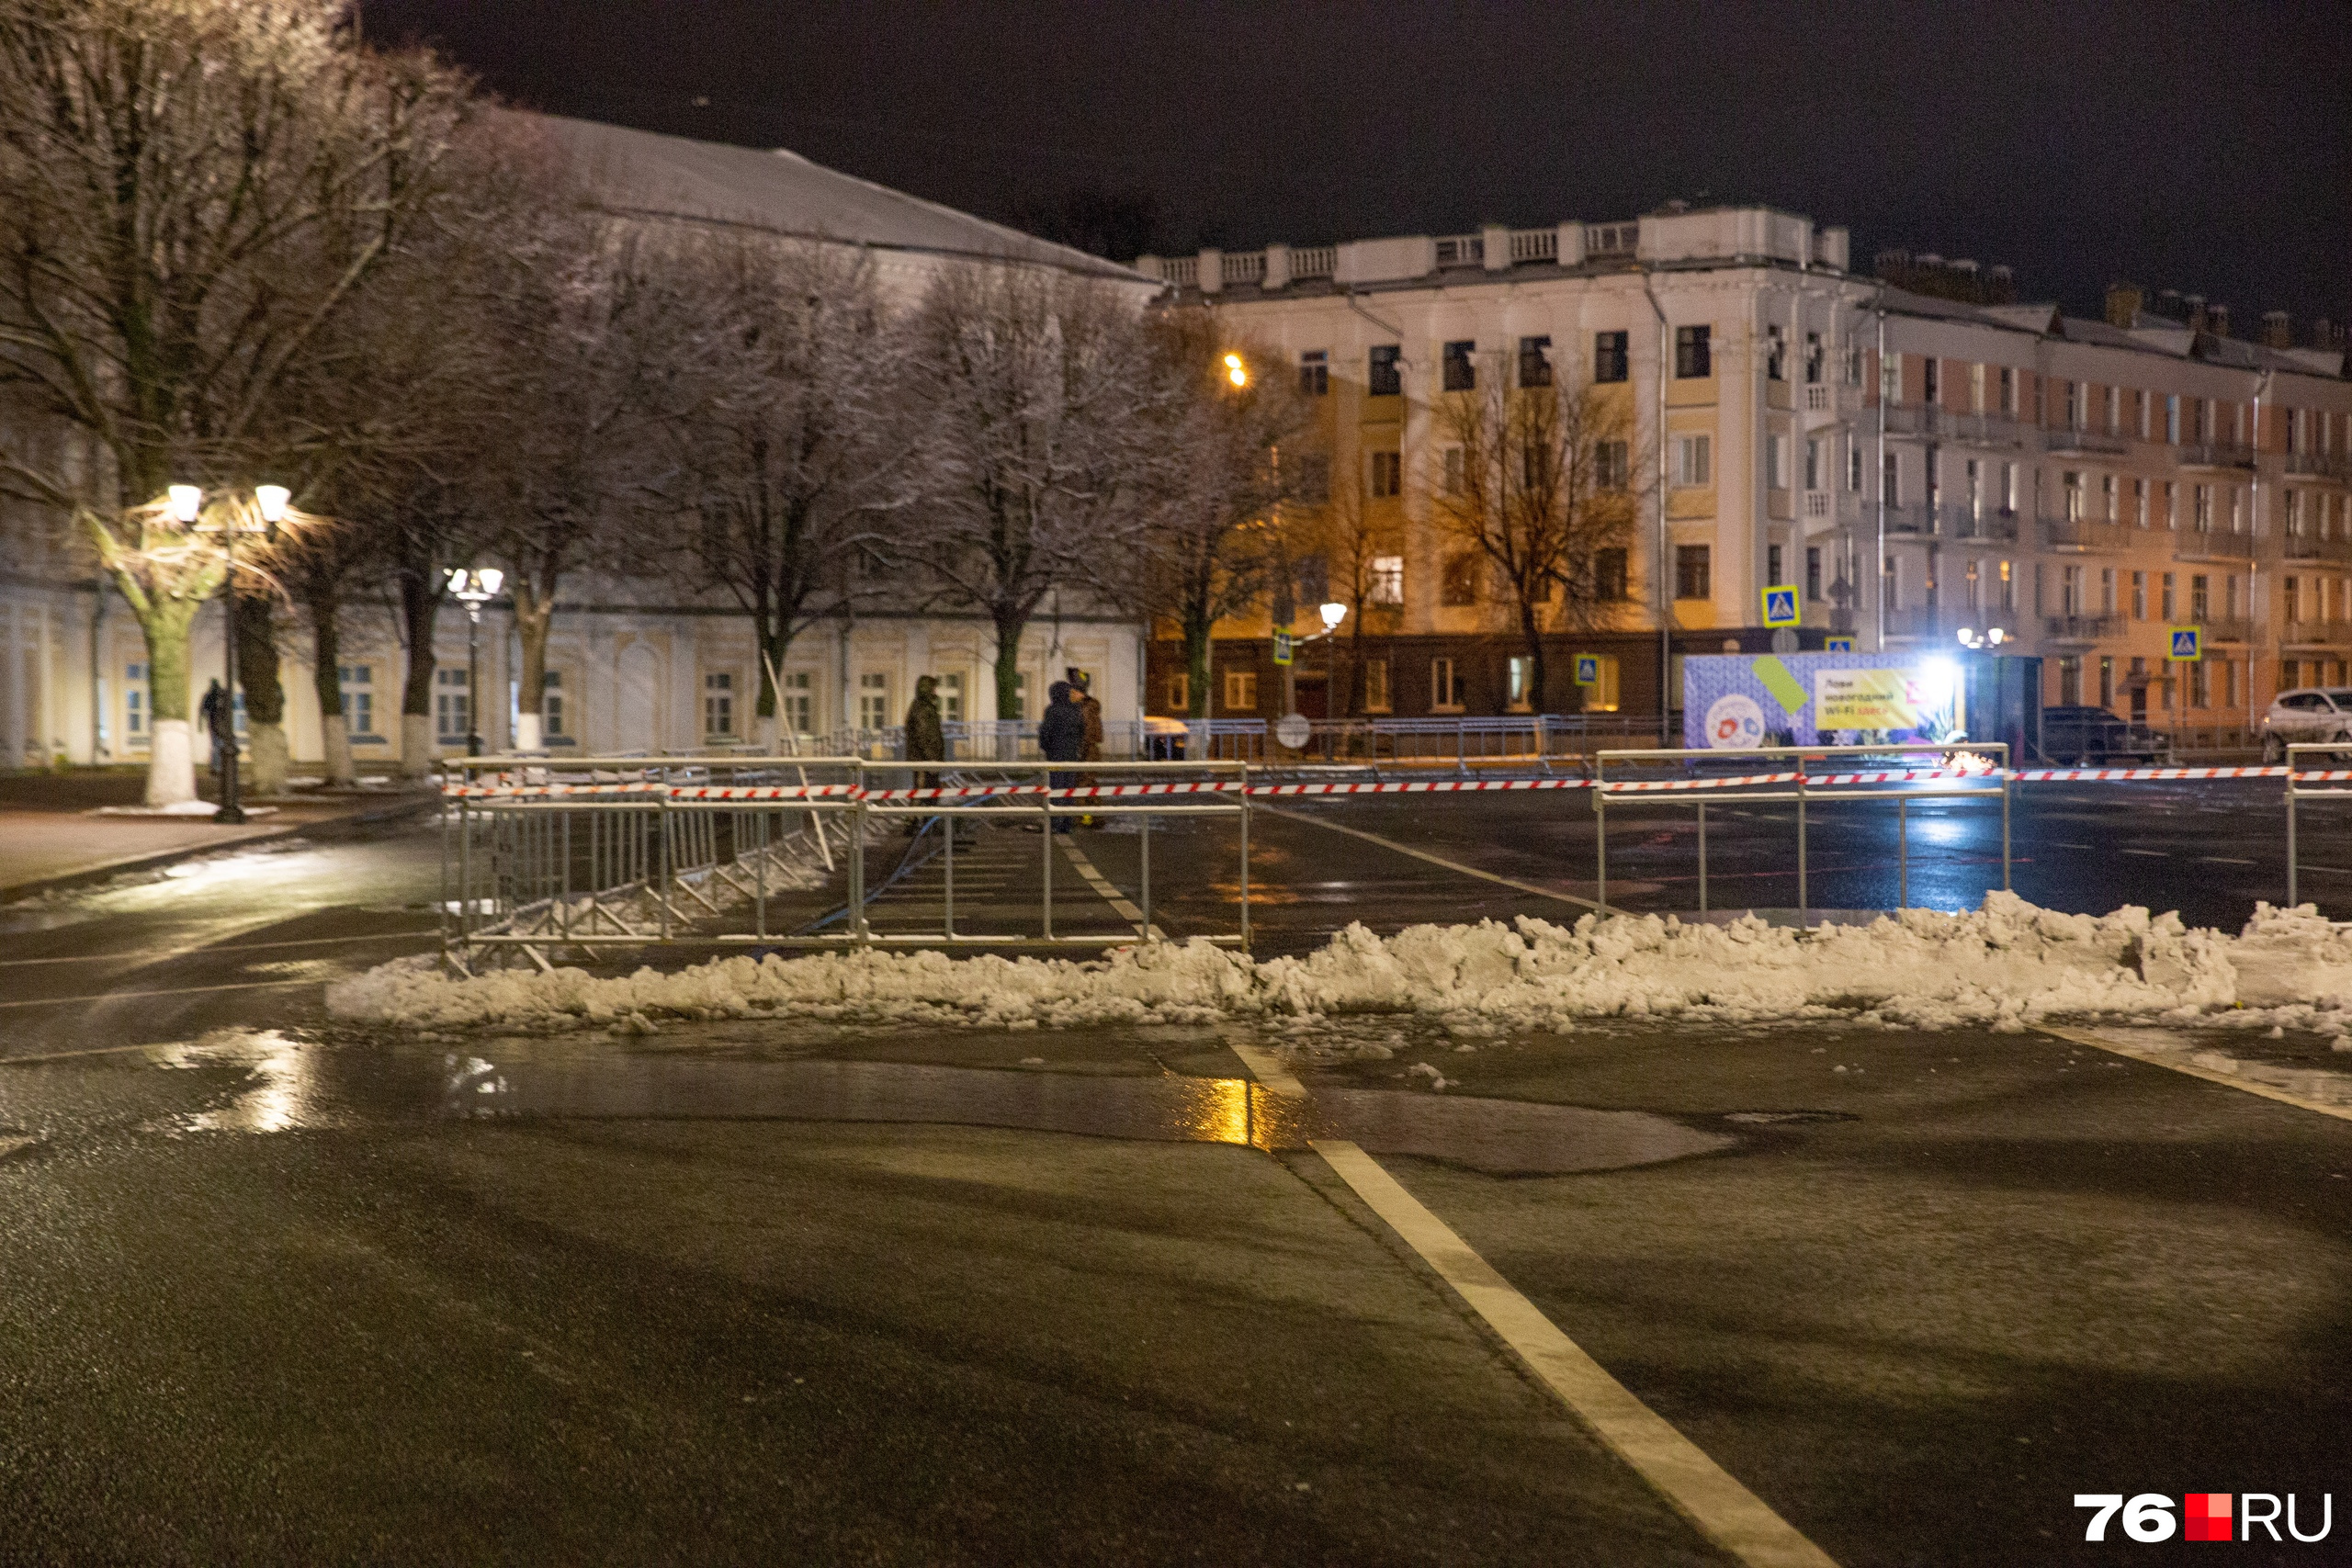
[{"x1": 904, "y1": 675, "x2": 945, "y2": 762}]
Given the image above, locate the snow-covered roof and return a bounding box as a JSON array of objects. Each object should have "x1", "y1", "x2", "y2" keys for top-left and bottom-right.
[{"x1": 526, "y1": 112, "x2": 1148, "y2": 285}]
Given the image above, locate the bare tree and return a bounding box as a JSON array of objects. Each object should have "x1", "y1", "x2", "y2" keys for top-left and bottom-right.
[
  {"x1": 908, "y1": 265, "x2": 1168, "y2": 723},
  {"x1": 0, "y1": 0, "x2": 467, "y2": 803},
  {"x1": 1429, "y1": 358, "x2": 1642, "y2": 714},
  {"x1": 1311, "y1": 468, "x2": 1404, "y2": 718},
  {"x1": 636, "y1": 232, "x2": 910, "y2": 747},
  {"x1": 1140, "y1": 313, "x2": 1315, "y2": 718}
]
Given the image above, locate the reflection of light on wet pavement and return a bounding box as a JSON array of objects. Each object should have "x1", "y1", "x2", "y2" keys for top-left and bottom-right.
[{"x1": 160, "y1": 1031, "x2": 335, "y2": 1133}]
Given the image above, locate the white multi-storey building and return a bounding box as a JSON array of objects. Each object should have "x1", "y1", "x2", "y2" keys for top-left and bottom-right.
[
  {"x1": 1138, "y1": 207, "x2": 2352, "y2": 731},
  {"x1": 0, "y1": 115, "x2": 1156, "y2": 771}
]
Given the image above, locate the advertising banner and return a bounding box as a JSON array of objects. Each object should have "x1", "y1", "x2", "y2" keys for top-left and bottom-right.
[{"x1": 1682, "y1": 652, "x2": 1962, "y2": 749}]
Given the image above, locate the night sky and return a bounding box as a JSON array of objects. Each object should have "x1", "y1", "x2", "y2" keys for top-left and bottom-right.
[{"x1": 364, "y1": 1, "x2": 2352, "y2": 330}]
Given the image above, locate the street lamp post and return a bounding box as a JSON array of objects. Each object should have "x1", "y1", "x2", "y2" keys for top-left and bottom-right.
[
  {"x1": 175, "y1": 483, "x2": 289, "y2": 824},
  {"x1": 446, "y1": 568, "x2": 503, "y2": 756}
]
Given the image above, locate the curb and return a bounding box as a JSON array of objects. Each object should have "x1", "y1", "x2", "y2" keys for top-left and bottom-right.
[{"x1": 0, "y1": 794, "x2": 438, "y2": 905}]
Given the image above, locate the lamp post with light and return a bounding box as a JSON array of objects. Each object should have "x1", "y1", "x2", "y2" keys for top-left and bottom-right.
[
  {"x1": 446, "y1": 568, "x2": 503, "y2": 756},
  {"x1": 173, "y1": 482, "x2": 291, "y2": 824}
]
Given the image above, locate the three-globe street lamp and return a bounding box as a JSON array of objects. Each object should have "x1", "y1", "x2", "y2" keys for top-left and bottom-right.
[
  {"x1": 446, "y1": 568, "x2": 503, "y2": 757},
  {"x1": 172, "y1": 482, "x2": 291, "y2": 824}
]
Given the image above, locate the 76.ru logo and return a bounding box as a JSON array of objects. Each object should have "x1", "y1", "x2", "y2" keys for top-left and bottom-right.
[{"x1": 2075, "y1": 1493, "x2": 2334, "y2": 1543}]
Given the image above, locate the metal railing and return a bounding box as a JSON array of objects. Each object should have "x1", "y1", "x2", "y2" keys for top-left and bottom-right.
[
  {"x1": 2286, "y1": 742, "x2": 2352, "y2": 909},
  {"x1": 2286, "y1": 451, "x2": 2352, "y2": 481},
  {"x1": 2179, "y1": 440, "x2": 2258, "y2": 469},
  {"x1": 1295, "y1": 714, "x2": 1664, "y2": 771},
  {"x1": 2041, "y1": 516, "x2": 2133, "y2": 551},
  {"x1": 2283, "y1": 620, "x2": 2352, "y2": 648},
  {"x1": 437, "y1": 754, "x2": 1252, "y2": 967},
  {"x1": 2285, "y1": 535, "x2": 2352, "y2": 563},
  {"x1": 1591, "y1": 744, "x2": 2011, "y2": 919},
  {"x1": 2044, "y1": 613, "x2": 2127, "y2": 640},
  {"x1": 2174, "y1": 530, "x2": 2257, "y2": 561}
]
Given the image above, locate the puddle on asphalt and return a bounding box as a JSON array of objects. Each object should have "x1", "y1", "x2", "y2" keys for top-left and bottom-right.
[
  {"x1": 3, "y1": 1027, "x2": 1732, "y2": 1176},
  {"x1": 2086, "y1": 1026, "x2": 2352, "y2": 1108}
]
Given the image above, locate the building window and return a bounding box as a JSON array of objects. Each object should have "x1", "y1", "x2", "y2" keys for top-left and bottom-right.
[
  {"x1": 2063, "y1": 470, "x2": 2083, "y2": 524},
  {"x1": 1166, "y1": 671, "x2": 1189, "y2": 712},
  {"x1": 1507, "y1": 656, "x2": 1535, "y2": 712},
  {"x1": 2132, "y1": 571, "x2": 2147, "y2": 620},
  {"x1": 1441, "y1": 554, "x2": 1482, "y2": 605},
  {"x1": 2286, "y1": 575, "x2": 2302, "y2": 625},
  {"x1": 334, "y1": 664, "x2": 376, "y2": 738},
  {"x1": 2288, "y1": 490, "x2": 2304, "y2": 536},
  {"x1": 1884, "y1": 452, "x2": 1902, "y2": 508},
  {"x1": 2132, "y1": 478, "x2": 2147, "y2": 527},
  {"x1": 1518, "y1": 335, "x2": 1553, "y2": 388},
  {"x1": 1849, "y1": 445, "x2": 1863, "y2": 491},
  {"x1": 1969, "y1": 362, "x2": 1987, "y2": 412},
  {"x1": 2190, "y1": 573, "x2": 2211, "y2": 622},
  {"x1": 1674, "y1": 434, "x2": 1712, "y2": 488},
  {"x1": 434, "y1": 667, "x2": 470, "y2": 746},
  {"x1": 1369, "y1": 554, "x2": 1404, "y2": 604},
  {"x1": 2159, "y1": 572, "x2": 2177, "y2": 622},
  {"x1": 2099, "y1": 567, "x2": 2117, "y2": 615},
  {"x1": 1368, "y1": 450, "x2": 1402, "y2": 498},
  {"x1": 1765, "y1": 324, "x2": 1786, "y2": 381},
  {"x1": 1368, "y1": 344, "x2": 1402, "y2": 397},
  {"x1": 1223, "y1": 670, "x2": 1258, "y2": 712},
  {"x1": 1430, "y1": 657, "x2": 1464, "y2": 711},
  {"x1": 704, "y1": 671, "x2": 737, "y2": 737},
  {"x1": 1441, "y1": 445, "x2": 1465, "y2": 496},
  {"x1": 125, "y1": 660, "x2": 147, "y2": 742},
  {"x1": 1804, "y1": 331, "x2": 1825, "y2": 384},
  {"x1": 2165, "y1": 394, "x2": 2181, "y2": 444},
  {"x1": 2189, "y1": 659, "x2": 2210, "y2": 708},
  {"x1": 1998, "y1": 366, "x2": 2016, "y2": 412},
  {"x1": 857, "y1": 671, "x2": 891, "y2": 731},
  {"x1": 935, "y1": 671, "x2": 964, "y2": 724},
  {"x1": 1593, "y1": 439, "x2": 1630, "y2": 491},
  {"x1": 1767, "y1": 433, "x2": 1787, "y2": 491},
  {"x1": 1766, "y1": 543, "x2": 1784, "y2": 588},
  {"x1": 1923, "y1": 356, "x2": 1940, "y2": 406},
  {"x1": 1881, "y1": 352, "x2": 1903, "y2": 405},
  {"x1": 1363, "y1": 658, "x2": 1391, "y2": 713},
  {"x1": 1595, "y1": 547, "x2": 1629, "y2": 600},
  {"x1": 1806, "y1": 547, "x2": 1824, "y2": 601},
  {"x1": 2099, "y1": 473, "x2": 2116, "y2": 523},
  {"x1": 2193, "y1": 484, "x2": 2211, "y2": 533},
  {"x1": 1594, "y1": 331, "x2": 1629, "y2": 383},
  {"x1": 1674, "y1": 324, "x2": 1711, "y2": 378},
  {"x1": 1298, "y1": 349, "x2": 1329, "y2": 397},
  {"x1": 1442, "y1": 340, "x2": 1476, "y2": 391},
  {"x1": 1675, "y1": 545, "x2": 1711, "y2": 601},
  {"x1": 781, "y1": 670, "x2": 815, "y2": 735}
]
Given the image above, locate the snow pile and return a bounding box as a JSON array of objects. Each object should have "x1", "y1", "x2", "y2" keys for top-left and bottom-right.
[{"x1": 327, "y1": 893, "x2": 2352, "y2": 1036}]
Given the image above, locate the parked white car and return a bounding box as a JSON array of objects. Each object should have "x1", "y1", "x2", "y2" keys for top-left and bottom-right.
[{"x1": 2260, "y1": 688, "x2": 2352, "y2": 761}]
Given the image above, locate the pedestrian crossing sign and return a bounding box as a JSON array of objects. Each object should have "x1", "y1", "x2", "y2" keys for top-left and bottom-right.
[
  {"x1": 1761, "y1": 587, "x2": 1800, "y2": 627},
  {"x1": 2168, "y1": 626, "x2": 2201, "y2": 661},
  {"x1": 1823, "y1": 636, "x2": 1856, "y2": 653},
  {"x1": 1272, "y1": 630, "x2": 1294, "y2": 666},
  {"x1": 1574, "y1": 654, "x2": 1600, "y2": 686}
]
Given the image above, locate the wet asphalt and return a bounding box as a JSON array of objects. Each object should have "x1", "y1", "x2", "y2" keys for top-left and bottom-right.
[{"x1": 4, "y1": 796, "x2": 2351, "y2": 1564}]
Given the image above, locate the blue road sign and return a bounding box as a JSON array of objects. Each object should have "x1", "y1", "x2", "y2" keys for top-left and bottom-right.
[
  {"x1": 2168, "y1": 626, "x2": 2202, "y2": 661},
  {"x1": 1823, "y1": 636, "x2": 1856, "y2": 653},
  {"x1": 1574, "y1": 654, "x2": 1600, "y2": 685},
  {"x1": 1761, "y1": 587, "x2": 1799, "y2": 627}
]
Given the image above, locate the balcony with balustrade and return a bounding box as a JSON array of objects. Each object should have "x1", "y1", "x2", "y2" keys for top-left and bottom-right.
[
  {"x1": 2041, "y1": 423, "x2": 2131, "y2": 457},
  {"x1": 2043, "y1": 613, "x2": 2127, "y2": 642},
  {"x1": 1882, "y1": 402, "x2": 2030, "y2": 448},
  {"x1": 2285, "y1": 533, "x2": 2352, "y2": 563},
  {"x1": 2282, "y1": 620, "x2": 2352, "y2": 648},
  {"x1": 2173, "y1": 528, "x2": 2257, "y2": 562},
  {"x1": 2286, "y1": 450, "x2": 2352, "y2": 483},
  {"x1": 2178, "y1": 440, "x2": 2258, "y2": 471},
  {"x1": 2188, "y1": 616, "x2": 2255, "y2": 644},
  {"x1": 2041, "y1": 515, "x2": 2132, "y2": 552}
]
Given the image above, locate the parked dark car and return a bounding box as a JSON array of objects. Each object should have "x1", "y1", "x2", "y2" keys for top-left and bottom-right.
[{"x1": 2038, "y1": 705, "x2": 2168, "y2": 765}]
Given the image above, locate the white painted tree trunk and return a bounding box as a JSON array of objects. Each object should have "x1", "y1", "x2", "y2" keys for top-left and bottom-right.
[
  {"x1": 400, "y1": 712, "x2": 433, "y2": 781},
  {"x1": 514, "y1": 712, "x2": 543, "y2": 752},
  {"x1": 320, "y1": 712, "x2": 353, "y2": 786},
  {"x1": 754, "y1": 713, "x2": 779, "y2": 753},
  {"x1": 248, "y1": 721, "x2": 288, "y2": 795},
  {"x1": 145, "y1": 719, "x2": 196, "y2": 806}
]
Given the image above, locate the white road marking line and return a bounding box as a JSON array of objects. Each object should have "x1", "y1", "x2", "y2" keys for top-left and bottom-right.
[
  {"x1": 0, "y1": 930, "x2": 436, "y2": 967},
  {"x1": 2050, "y1": 842, "x2": 2095, "y2": 851},
  {"x1": 2120, "y1": 849, "x2": 2169, "y2": 857},
  {"x1": 1056, "y1": 837, "x2": 1164, "y2": 940},
  {"x1": 3, "y1": 1041, "x2": 191, "y2": 1065},
  {"x1": 1226, "y1": 1040, "x2": 1306, "y2": 1098},
  {"x1": 2200, "y1": 856, "x2": 2256, "y2": 865},
  {"x1": 2040, "y1": 1026, "x2": 2352, "y2": 1124},
  {"x1": 1311, "y1": 1139, "x2": 1838, "y2": 1568},
  {"x1": 1259, "y1": 804, "x2": 1600, "y2": 910},
  {"x1": 0, "y1": 977, "x2": 322, "y2": 1011}
]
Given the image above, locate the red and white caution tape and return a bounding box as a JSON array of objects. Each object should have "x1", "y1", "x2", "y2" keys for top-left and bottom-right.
[{"x1": 444, "y1": 762, "x2": 2352, "y2": 802}]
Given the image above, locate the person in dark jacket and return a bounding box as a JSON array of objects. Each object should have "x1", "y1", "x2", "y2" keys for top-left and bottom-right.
[
  {"x1": 198, "y1": 679, "x2": 233, "y2": 780},
  {"x1": 1037, "y1": 680, "x2": 1088, "y2": 832},
  {"x1": 904, "y1": 675, "x2": 946, "y2": 762}
]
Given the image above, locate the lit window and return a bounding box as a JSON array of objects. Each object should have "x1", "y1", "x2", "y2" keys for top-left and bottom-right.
[
  {"x1": 337, "y1": 663, "x2": 377, "y2": 738},
  {"x1": 1223, "y1": 670, "x2": 1258, "y2": 712},
  {"x1": 704, "y1": 670, "x2": 736, "y2": 737},
  {"x1": 1369, "y1": 556, "x2": 1404, "y2": 604},
  {"x1": 1674, "y1": 434, "x2": 1712, "y2": 488},
  {"x1": 1430, "y1": 657, "x2": 1464, "y2": 710},
  {"x1": 125, "y1": 661, "x2": 147, "y2": 741},
  {"x1": 781, "y1": 670, "x2": 815, "y2": 736},
  {"x1": 857, "y1": 671, "x2": 890, "y2": 731},
  {"x1": 434, "y1": 667, "x2": 469, "y2": 744}
]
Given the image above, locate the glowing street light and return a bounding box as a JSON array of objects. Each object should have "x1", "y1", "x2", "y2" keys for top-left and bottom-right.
[
  {"x1": 1223, "y1": 352, "x2": 1248, "y2": 389},
  {"x1": 446, "y1": 568, "x2": 504, "y2": 757},
  {"x1": 167, "y1": 484, "x2": 203, "y2": 525},
  {"x1": 1318, "y1": 601, "x2": 1347, "y2": 631}
]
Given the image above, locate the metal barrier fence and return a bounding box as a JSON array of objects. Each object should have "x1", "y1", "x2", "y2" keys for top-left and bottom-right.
[
  {"x1": 1303, "y1": 715, "x2": 1665, "y2": 771},
  {"x1": 1592, "y1": 743, "x2": 2011, "y2": 920},
  {"x1": 2286, "y1": 742, "x2": 2352, "y2": 908},
  {"x1": 437, "y1": 755, "x2": 1251, "y2": 970}
]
